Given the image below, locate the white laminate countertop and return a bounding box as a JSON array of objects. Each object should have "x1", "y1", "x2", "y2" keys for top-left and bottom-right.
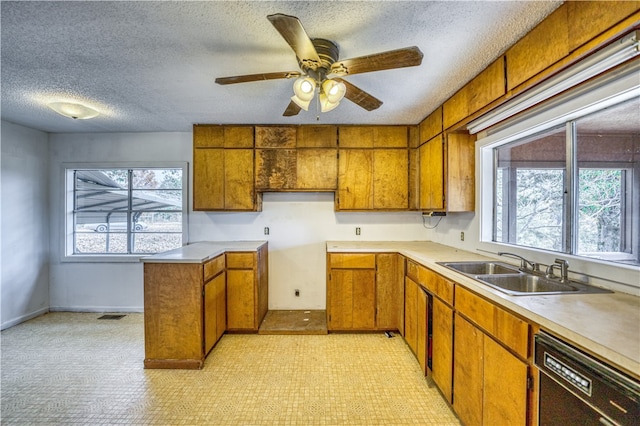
[
  {"x1": 327, "y1": 241, "x2": 640, "y2": 379},
  {"x1": 141, "y1": 241, "x2": 267, "y2": 263}
]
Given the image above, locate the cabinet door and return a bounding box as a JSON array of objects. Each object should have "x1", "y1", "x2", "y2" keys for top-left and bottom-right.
[
  {"x1": 204, "y1": 277, "x2": 217, "y2": 355},
  {"x1": 431, "y1": 297, "x2": 453, "y2": 403},
  {"x1": 214, "y1": 272, "x2": 226, "y2": 342},
  {"x1": 375, "y1": 253, "x2": 400, "y2": 330},
  {"x1": 328, "y1": 269, "x2": 354, "y2": 330},
  {"x1": 193, "y1": 148, "x2": 224, "y2": 210},
  {"x1": 226, "y1": 269, "x2": 255, "y2": 330},
  {"x1": 404, "y1": 277, "x2": 418, "y2": 354},
  {"x1": 225, "y1": 149, "x2": 255, "y2": 210},
  {"x1": 416, "y1": 287, "x2": 428, "y2": 375},
  {"x1": 328, "y1": 268, "x2": 375, "y2": 330},
  {"x1": 373, "y1": 149, "x2": 409, "y2": 209},
  {"x1": 337, "y1": 149, "x2": 373, "y2": 209},
  {"x1": 419, "y1": 135, "x2": 444, "y2": 210},
  {"x1": 352, "y1": 269, "x2": 376, "y2": 329},
  {"x1": 453, "y1": 314, "x2": 484, "y2": 426},
  {"x1": 483, "y1": 336, "x2": 528, "y2": 426},
  {"x1": 194, "y1": 148, "x2": 255, "y2": 211}
]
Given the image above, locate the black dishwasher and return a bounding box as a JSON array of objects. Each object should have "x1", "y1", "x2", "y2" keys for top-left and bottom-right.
[{"x1": 535, "y1": 332, "x2": 640, "y2": 426}]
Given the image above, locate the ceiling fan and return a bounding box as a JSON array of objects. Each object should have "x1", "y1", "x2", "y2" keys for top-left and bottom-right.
[{"x1": 215, "y1": 13, "x2": 424, "y2": 117}]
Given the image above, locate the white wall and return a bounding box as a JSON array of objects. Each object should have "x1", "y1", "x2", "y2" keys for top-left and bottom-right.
[
  {"x1": 191, "y1": 192, "x2": 427, "y2": 309},
  {"x1": 48, "y1": 132, "x2": 192, "y2": 311},
  {"x1": 1, "y1": 121, "x2": 50, "y2": 329}
]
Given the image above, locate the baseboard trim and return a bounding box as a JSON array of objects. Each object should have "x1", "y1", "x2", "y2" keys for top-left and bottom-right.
[
  {"x1": 49, "y1": 306, "x2": 144, "y2": 313},
  {"x1": 1, "y1": 307, "x2": 50, "y2": 330}
]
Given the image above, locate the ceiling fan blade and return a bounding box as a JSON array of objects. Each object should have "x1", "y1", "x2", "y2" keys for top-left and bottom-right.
[
  {"x1": 334, "y1": 78, "x2": 383, "y2": 111},
  {"x1": 215, "y1": 71, "x2": 301, "y2": 85},
  {"x1": 267, "y1": 13, "x2": 322, "y2": 70},
  {"x1": 330, "y1": 46, "x2": 423, "y2": 76},
  {"x1": 283, "y1": 100, "x2": 302, "y2": 116}
]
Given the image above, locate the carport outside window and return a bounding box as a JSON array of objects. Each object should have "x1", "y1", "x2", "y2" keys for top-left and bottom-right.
[{"x1": 72, "y1": 168, "x2": 183, "y2": 255}]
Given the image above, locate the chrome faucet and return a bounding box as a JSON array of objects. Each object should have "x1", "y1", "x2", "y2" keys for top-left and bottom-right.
[
  {"x1": 546, "y1": 258, "x2": 569, "y2": 282},
  {"x1": 498, "y1": 252, "x2": 538, "y2": 272}
]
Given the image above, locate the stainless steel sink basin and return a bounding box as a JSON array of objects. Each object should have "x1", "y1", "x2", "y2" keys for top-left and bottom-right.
[
  {"x1": 476, "y1": 274, "x2": 576, "y2": 295},
  {"x1": 437, "y1": 261, "x2": 612, "y2": 296},
  {"x1": 438, "y1": 261, "x2": 520, "y2": 276}
]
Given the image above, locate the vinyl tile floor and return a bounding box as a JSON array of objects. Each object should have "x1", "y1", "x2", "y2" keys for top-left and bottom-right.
[{"x1": 1, "y1": 312, "x2": 461, "y2": 425}]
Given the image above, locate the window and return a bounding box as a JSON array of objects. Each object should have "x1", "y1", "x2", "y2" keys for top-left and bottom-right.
[
  {"x1": 67, "y1": 165, "x2": 187, "y2": 258},
  {"x1": 491, "y1": 97, "x2": 639, "y2": 266}
]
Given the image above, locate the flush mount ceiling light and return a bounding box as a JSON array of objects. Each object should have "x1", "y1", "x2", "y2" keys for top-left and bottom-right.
[{"x1": 47, "y1": 101, "x2": 100, "y2": 119}]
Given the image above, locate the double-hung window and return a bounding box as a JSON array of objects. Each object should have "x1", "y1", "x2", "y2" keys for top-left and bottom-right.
[{"x1": 66, "y1": 164, "x2": 187, "y2": 259}]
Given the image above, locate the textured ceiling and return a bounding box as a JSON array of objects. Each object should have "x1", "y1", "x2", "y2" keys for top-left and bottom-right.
[{"x1": 1, "y1": 1, "x2": 562, "y2": 133}]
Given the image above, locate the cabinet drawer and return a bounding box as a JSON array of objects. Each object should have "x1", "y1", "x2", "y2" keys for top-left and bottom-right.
[
  {"x1": 204, "y1": 254, "x2": 225, "y2": 282},
  {"x1": 418, "y1": 266, "x2": 454, "y2": 306},
  {"x1": 226, "y1": 252, "x2": 255, "y2": 269},
  {"x1": 329, "y1": 253, "x2": 376, "y2": 269},
  {"x1": 456, "y1": 286, "x2": 529, "y2": 358},
  {"x1": 406, "y1": 260, "x2": 420, "y2": 281}
]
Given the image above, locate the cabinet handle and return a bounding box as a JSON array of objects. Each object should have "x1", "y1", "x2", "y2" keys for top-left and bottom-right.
[{"x1": 598, "y1": 417, "x2": 615, "y2": 426}]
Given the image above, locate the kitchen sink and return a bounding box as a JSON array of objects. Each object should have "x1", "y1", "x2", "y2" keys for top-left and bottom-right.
[
  {"x1": 437, "y1": 261, "x2": 612, "y2": 296},
  {"x1": 438, "y1": 261, "x2": 520, "y2": 276}
]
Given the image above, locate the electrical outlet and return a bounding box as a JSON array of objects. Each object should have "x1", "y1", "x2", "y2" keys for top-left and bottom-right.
[
  {"x1": 460, "y1": 231, "x2": 465, "y2": 241},
  {"x1": 294, "y1": 289, "x2": 300, "y2": 297},
  {"x1": 356, "y1": 227, "x2": 361, "y2": 236},
  {"x1": 264, "y1": 227, "x2": 269, "y2": 235}
]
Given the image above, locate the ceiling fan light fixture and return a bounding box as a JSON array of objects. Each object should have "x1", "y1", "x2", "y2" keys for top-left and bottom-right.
[
  {"x1": 292, "y1": 77, "x2": 316, "y2": 101},
  {"x1": 322, "y1": 79, "x2": 346, "y2": 104},
  {"x1": 47, "y1": 101, "x2": 99, "y2": 119},
  {"x1": 291, "y1": 95, "x2": 311, "y2": 111},
  {"x1": 319, "y1": 93, "x2": 340, "y2": 113}
]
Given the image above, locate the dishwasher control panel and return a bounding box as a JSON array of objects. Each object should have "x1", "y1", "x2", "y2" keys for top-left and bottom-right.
[{"x1": 543, "y1": 352, "x2": 592, "y2": 396}]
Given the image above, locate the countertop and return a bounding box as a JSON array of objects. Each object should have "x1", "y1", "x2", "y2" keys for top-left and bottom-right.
[
  {"x1": 327, "y1": 241, "x2": 640, "y2": 379},
  {"x1": 141, "y1": 241, "x2": 267, "y2": 263}
]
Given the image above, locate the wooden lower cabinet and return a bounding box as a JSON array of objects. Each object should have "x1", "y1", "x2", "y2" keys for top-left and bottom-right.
[
  {"x1": 226, "y1": 246, "x2": 269, "y2": 332},
  {"x1": 204, "y1": 271, "x2": 226, "y2": 355},
  {"x1": 453, "y1": 313, "x2": 528, "y2": 426},
  {"x1": 327, "y1": 253, "x2": 403, "y2": 331},
  {"x1": 144, "y1": 253, "x2": 227, "y2": 369},
  {"x1": 404, "y1": 276, "x2": 428, "y2": 374}
]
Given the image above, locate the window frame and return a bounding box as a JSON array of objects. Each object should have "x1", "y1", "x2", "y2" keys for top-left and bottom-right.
[{"x1": 62, "y1": 162, "x2": 188, "y2": 263}]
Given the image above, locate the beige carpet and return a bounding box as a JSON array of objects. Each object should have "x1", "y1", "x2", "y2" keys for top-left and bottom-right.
[{"x1": 1, "y1": 312, "x2": 460, "y2": 425}]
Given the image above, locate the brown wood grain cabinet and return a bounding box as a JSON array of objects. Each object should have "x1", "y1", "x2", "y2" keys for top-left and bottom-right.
[
  {"x1": 226, "y1": 246, "x2": 269, "y2": 332},
  {"x1": 375, "y1": 253, "x2": 404, "y2": 331},
  {"x1": 404, "y1": 276, "x2": 428, "y2": 375},
  {"x1": 144, "y1": 253, "x2": 227, "y2": 370},
  {"x1": 327, "y1": 253, "x2": 376, "y2": 330},
  {"x1": 453, "y1": 286, "x2": 530, "y2": 426},
  {"x1": 255, "y1": 126, "x2": 337, "y2": 191},
  {"x1": 419, "y1": 132, "x2": 474, "y2": 212},
  {"x1": 327, "y1": 253, "x2": 404, "y2": 331},
  {"x1": 193, "y1": 125, "x2": 258, "y2": 211},
  {"x1": 454, "y1": 313, "x2": 529, "y2": 426}
]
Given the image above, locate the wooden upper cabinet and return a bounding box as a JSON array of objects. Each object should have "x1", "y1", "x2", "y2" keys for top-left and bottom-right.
[
  {"x1": 419, "y1": 132, "x2": 474, "y2": 212},
  {"x1": 193, "y1": 125, "x2": 257, "y2": 211},
  {"x1": 255, "y1": 126, "x2": 337, "y2": 191},
  {"x1": 443, "y1": 58, "x2": 505, "y2": 130},
  {"x1": 339, "y1": 126, "x2": 408, "y2": 148},
  {"x1": 567, "y1": 2, "x2": 640, "y2": 51},
  {"x1": 506, "y1": 5, "x2": 569, "y2": 91},
  {"x1": 337, "y1": 148, "x2": 409, "y2": 210},
  {"x1": 255, "y1": 126, "x2": 297, "y2": 148},
  {"x1": 419, "y1": 107, "x2": 443, "y2": 144},
  {"x1": 419, "y1": 134, "x2": 444, "y2": 211},
  {"x1": 297, "y1": 125, "x2": 338, "y2": 147},
  {"x1": 194, "y1": 125, "x2": 253, "y2": 148}
]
